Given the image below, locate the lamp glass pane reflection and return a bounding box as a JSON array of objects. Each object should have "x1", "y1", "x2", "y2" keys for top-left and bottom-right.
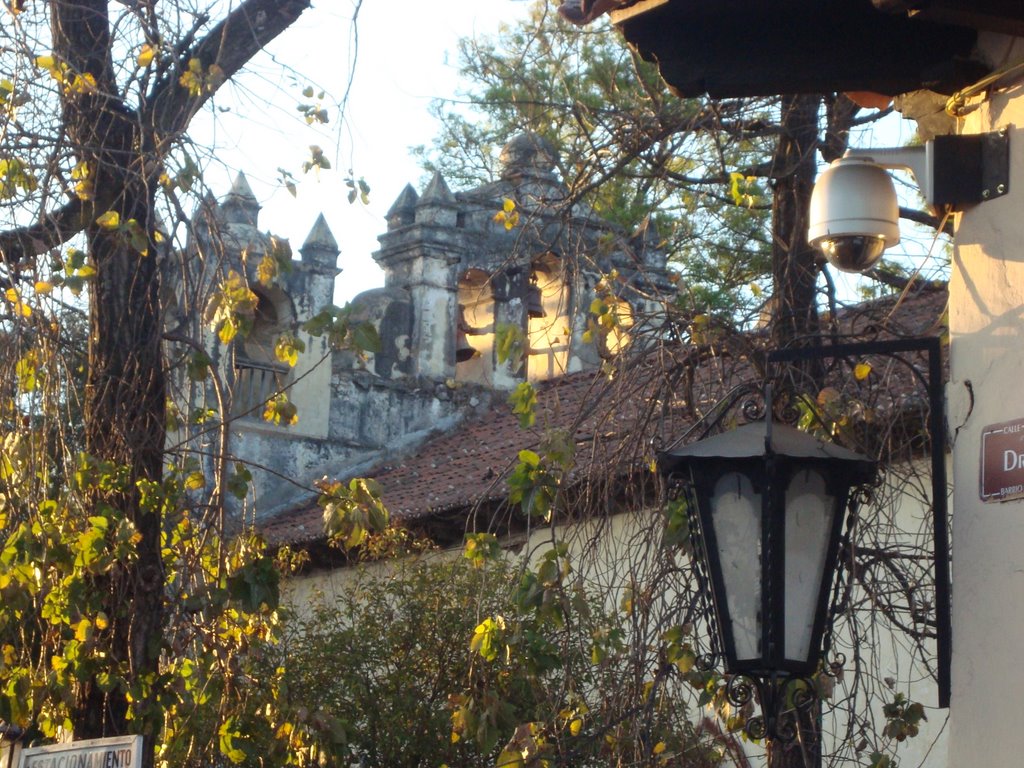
[
  {"x1": 710, "y1": 471, "x2": 762, "y2": 662},
  {"x1": 784, "y1": 469, "x2": 835, "y2": 662}
]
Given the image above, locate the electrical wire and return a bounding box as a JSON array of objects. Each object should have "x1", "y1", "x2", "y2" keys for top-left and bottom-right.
[{"x1": 946, "y1": 59, "x2": 1024, "y2": 117}]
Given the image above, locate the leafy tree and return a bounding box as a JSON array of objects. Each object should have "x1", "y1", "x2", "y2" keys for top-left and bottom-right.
[
  {"x1": 0, "y1": 2, "x2": 373, "y2": 766},
  {"x1": 212, "y1": 550, "x2": 732, "y2": 768},
  {"x1": 415, "y1": 3, "x2": 927, "y2": 341},
  {"x1": 415, "y1": 3, "x2": 778, "y2": 324},
  {"x1": 409, "y1": 7, "x2": 950, "y2": 768}
]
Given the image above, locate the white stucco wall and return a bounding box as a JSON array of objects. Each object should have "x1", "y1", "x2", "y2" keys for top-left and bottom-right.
[
  {"x1": 283, "y1": 477, "x2": 948, "y2": 766},
  {"x1": 947, "y1": 32, "x2": 1024, "y2": 767}
]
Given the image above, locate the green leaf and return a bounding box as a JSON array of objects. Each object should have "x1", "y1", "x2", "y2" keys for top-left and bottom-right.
[
  {"x1": 303, "y1": 145, "x2": 331, "y2": 174},
  {"x1": 226, "y1": 463, "x2": 252, "y2": 500},
  {"x1": 218, "y1": 719, "x2": 248, "y2": 764},
  {"x1": 508, "y1": 382, "x2": 537, "y2": 428},
  {"x1": 124, "y1": 218, "x2": 149, "y2": 256},
  {"x1": 463, "y1": 532, "x2": 500, "y2": 567},
  {"x1": 351, "y1": 322, "x2": 381, "y2": 354},
  {"x1": 227, "y1": 556, "x2": 280, "y2": 612},
  {"x1": 187, "y1": 350, "x2": 212, "y2": 381},
  {"x1": 495, "y1": 323, "x2": 525, "y2": 366}
]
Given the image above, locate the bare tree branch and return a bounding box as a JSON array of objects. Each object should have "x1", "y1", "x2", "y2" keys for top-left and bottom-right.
[
  {"x1": 0, "y1": 198, "x2": 90, "y2": 267},
  {"x1": 148, "y1": 0, "x2": 312, "y2": 137},
  {"x1": 900, "y1": 205, "x2": 954, "y2": 235}
]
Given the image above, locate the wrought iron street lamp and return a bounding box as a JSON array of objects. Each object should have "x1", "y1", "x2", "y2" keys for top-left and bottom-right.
[{"x1": 658, "y1": 417, "x2": 877, "y2": 742}]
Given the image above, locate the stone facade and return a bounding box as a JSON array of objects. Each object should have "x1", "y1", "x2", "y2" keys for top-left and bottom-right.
[{"x1": 179, "y1": 134, "x2": 674, "y2": 516}]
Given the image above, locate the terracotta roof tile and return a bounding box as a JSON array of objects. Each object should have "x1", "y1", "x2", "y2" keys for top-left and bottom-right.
[{"x1": 261, "y1": 286, "x2": 947, "y2": 546}]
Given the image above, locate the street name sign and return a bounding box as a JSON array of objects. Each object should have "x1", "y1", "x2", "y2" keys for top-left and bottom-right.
[{"x1": 981, "y1": 417, "x2": 1024, "y2": 502}]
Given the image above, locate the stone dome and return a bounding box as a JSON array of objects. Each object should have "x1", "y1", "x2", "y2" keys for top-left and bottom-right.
[{"x1": 499, "y1": 132, "x2": 558, "y2": 178}]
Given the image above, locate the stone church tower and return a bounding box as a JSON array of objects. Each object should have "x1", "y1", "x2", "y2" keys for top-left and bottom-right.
[{"x1": 179, "y1": 134, "x2": 675, "y2": 515}]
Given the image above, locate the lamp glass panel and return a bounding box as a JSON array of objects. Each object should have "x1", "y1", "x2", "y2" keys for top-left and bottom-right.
[
  {"x1": 710, "y1": 471, "x2": 762, "y2": 661},
  {"x1": 783, "y1": 469, "x2": 836, "y2": 663}
]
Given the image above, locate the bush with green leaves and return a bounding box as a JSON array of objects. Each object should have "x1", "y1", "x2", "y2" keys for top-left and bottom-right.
[{"x1": 194, "y1": 550, "x2": 730, "y2": 768}]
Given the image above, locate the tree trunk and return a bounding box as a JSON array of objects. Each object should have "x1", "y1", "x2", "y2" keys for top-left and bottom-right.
[
  {"x1": 75, "y1": 202, "x2": 167, "y2": 748},
  {"x1": 50, "y1": 0, "x2": 167, "y2": 755},
  {"x1": 767, "y1": 705, "x2": 821, "y2": 768},
  {"x1": 770, "y1": 94, "x2": 823, "y2": 353}
]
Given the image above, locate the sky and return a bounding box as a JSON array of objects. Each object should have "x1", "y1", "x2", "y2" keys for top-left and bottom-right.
[
  {"x1": 191, "y1": 0, "x2": 534, "y2": 305},
  {"x1": 187, "y1": 0, "x2": 941, "y2": 309}
]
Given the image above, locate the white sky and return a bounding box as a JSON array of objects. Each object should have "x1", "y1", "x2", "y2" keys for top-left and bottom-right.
[
  {"x1": 187, "y1": 1, "x2": 940, "y2": 308},
  {"x1": 192, "y1": 0, "x2": 533, "y2": 305}
]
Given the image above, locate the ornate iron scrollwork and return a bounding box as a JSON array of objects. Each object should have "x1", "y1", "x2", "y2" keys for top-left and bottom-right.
[{"x1": 727, "y1": 673, "x2": 817, "y2": 744}]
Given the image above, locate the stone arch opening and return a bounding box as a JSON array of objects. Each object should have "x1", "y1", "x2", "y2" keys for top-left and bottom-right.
[
  {"x1": 527, "y1": 253, "x2": 571, "y2": 382},
  {"x1": 235, "y1": 285, "x2": 295, "y2": 420},
  {"x1": 456, "y1": 268, "x2": 496, "y2": 385}
]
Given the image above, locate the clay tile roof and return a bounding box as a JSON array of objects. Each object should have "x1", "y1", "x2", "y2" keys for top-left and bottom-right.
[{"x1": 260, "y1": 285, "x2": 948, "y2": 547}]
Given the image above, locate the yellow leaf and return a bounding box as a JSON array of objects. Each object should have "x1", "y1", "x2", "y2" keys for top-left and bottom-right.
[
  {"x1": 256, "y1": 253, "x2": 278, "y2": 287},
  {"x1": 5, "y1": 288, "x2": 30, "y2": 317},
  {"x1": 217, "y1": 316, "x2": 239, "y2": 344},
  {"x1": 68, "y1": 72, "x2": 97, "y2": 95},
  {"x1": 854, "y1": 362, "x2": 872, "y2": 381},
  {"x1": 137, "y1": 44, "x2": 156, "y2": 68},
  {"x1": 73, "y1": 166, "x2": 93, "y2": 200},
  {"x1": 94, "y1": 612, "x2": 109, "y2": 630},
  {"x1": 16, "y1": 351, "x2": 37, "y2": 392},
  {"x1": 653, "y1": 742, "x2": 667, "y2": 755},
  {"x1": 569, "y1": 717, "x2": 583, "y2": 736},
  {"x1": 503, "y1": 197, "x2": 516, "y2": 213},
  {"x1": 34, "y1": 55, "x2": 55, "y2": 70},
  {"x1": 34, "y1": 281, "x2": 52, "y2": 295},
  {"x1": 75, "y1": 619, "x2": 93, "y2": 642},
  {"x1": 95, "y1": 210, "x2": 120, "y2": 229}
]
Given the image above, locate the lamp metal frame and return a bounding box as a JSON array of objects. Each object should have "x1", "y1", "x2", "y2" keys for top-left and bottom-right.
[{"x1": 658, "y1": 336, "x2": 950, "y2": 742}]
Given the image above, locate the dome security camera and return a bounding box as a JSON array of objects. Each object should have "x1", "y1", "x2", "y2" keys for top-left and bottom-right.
[
  {"x1": 808, "y1": 156, "x2": 900, "y2": 274},
  {"x1": 808, "y1": 133, "x2": 1009, "y2": 274}
]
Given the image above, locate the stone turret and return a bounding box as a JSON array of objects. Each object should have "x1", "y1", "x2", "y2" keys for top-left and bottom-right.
[
  {"x1": 386, "y1": 184, "x2": 418, "y2": 230},
  {"x1": 175, "y1": 179, "x2": 347, "y2": 514},
  {"x1": 416, "y1": 172, "x2": 458, "y2": 227},
  {"x1": 220, "y1": 172, "x2": 261, "y2": 227},
  {"x1": 368, "y1": 132, "x2": 674, "y2": 389},
  {"x1": 300, "y1": 214, "x2": 340, "y2": 273}
]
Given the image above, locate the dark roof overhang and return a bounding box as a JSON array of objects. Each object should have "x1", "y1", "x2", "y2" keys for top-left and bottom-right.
[{"x1": 591, "y1": 0, "x2": 1015, "y2": 99}]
